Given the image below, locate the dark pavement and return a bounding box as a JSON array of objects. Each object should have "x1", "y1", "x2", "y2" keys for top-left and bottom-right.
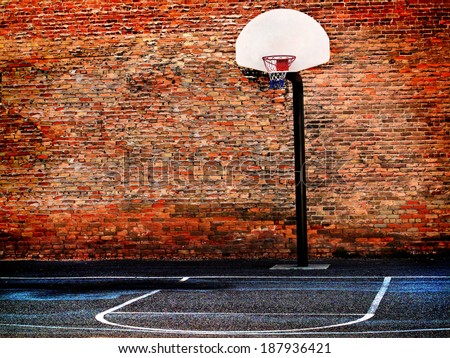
[
  {"x1": 0, "y1": 256, "x2": 449, "y2": 277},
  {"x1": 0, "y1": 257, "x2": 449, "y2": 338}
]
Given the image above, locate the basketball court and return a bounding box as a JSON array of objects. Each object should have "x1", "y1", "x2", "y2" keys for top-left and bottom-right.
[
  {"x1": 1, "y1": 7, "x2": 449, "y2": 352},
  {"x1": 0, "y1": 258, "x2": 448, "y2": 338}
]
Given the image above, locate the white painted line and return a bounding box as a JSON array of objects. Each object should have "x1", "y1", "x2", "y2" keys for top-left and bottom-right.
[
  {"x1": 308, "y1": 327, "x2": 450, "y2": 336},
  {"x1": 1, "y1": 322, "x2": 449, "y2": 336},
  {"x1": 181, "y1": 275, "x2": 448, "y2": 280},
  {"x1": 111, "y1": 311, "x2": 364, "y2": 317},
  {"x1": 180, "y1": 277, "x2": 190, "y2": 282},
  {"x1": 95, "y1": 277, "x2": 393, "y2": 335},
  {"x1": 0, "y1": 322, "x2": 141, "y2": 333},
  {"x1": 368, "y1": 277, "x2": 391, "y2": 315},
  {"x1": 95, "y1": 290, "x2": 160, "y2": 327}
]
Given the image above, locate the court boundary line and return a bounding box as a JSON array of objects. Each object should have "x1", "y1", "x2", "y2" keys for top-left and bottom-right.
[
  {"x1": 2, "y1": 276, "x2": 449, "y2": 336},
  {"x1": 1, "y1": 322, "x2": 449, "y2": 336},
  {"x1": 94, "y1": 277, "x2": 392, "y2": 335}
]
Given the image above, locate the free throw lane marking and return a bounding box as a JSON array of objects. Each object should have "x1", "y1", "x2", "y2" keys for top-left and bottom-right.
[
  {"x1": 111, "y1": 312, "x2": 364, "y2": 316},
  {"x1": 95, "y1": 277, "x2": 392, "y2": 335},
  {"x1": 368, "y1": 276, "x2": 391, "y2": 315},
  {"x1": 95, "y1": 290, "x2": 160, "y2": 327}
]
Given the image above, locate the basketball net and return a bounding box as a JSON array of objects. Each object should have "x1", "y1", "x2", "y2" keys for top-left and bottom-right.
[{"x1": 262, "y1": 55, "x2": 296, "y2": 89}]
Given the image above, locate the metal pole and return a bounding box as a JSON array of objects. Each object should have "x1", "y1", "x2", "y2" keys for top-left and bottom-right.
[{"x1": 287, "y1": 72, "x2": 308, "y2": 267}]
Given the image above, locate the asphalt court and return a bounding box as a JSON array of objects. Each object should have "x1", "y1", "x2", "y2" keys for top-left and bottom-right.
[{"x1": 0, "y1": 259, "x2": 449, "y2": 338}]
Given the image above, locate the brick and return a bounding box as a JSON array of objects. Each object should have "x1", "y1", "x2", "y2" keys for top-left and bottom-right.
[{"x1": 0, "y1": 0, "x2": 448, "y2": 260}]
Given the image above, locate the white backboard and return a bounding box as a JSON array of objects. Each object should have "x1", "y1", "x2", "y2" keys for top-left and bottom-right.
[{"x1": 236, "y1": 9, "x2": 330, "y2": 73}]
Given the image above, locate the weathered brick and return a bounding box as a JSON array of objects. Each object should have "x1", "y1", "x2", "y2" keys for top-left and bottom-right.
[{"x1": 0, "y1": 0, "x2": 448, "y2": 260}]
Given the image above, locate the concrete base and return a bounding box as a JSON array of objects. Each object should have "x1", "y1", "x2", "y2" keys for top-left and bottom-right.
[{"x1": 270, "y1": 264, "x2": 330, "y2": 270}]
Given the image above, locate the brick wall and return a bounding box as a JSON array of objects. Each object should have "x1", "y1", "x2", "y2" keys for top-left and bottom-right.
[{"x1": 0, "y1": 0, "x2": 449, "y2": 260}]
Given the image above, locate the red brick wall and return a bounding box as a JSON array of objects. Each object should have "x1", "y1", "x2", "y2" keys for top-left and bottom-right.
[{"x1": 0, "y1": 0, "x2": 449, "y2": 260}]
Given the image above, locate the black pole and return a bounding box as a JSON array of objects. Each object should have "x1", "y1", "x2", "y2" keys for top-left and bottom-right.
[{"x1": 287, "y1": 73, "x2": 308, "y2": 267}]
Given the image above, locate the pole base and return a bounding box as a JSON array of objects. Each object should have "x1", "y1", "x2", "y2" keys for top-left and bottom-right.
[{"x1": 270, "y1": 264, "x2": 330, "y2": 270}]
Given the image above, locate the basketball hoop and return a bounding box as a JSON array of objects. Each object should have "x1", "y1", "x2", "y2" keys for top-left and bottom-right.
[{"x1": 262, "y1": 55, "x2": 296, "y2": 89}]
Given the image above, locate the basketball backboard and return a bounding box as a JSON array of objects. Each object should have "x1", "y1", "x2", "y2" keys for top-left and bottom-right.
[
  {"x1": 236, "y1": 9, "x2": 330, "y2": 73},
  {"x1": 235, "y1": 9, "x2": 330, "y2": 267}
]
